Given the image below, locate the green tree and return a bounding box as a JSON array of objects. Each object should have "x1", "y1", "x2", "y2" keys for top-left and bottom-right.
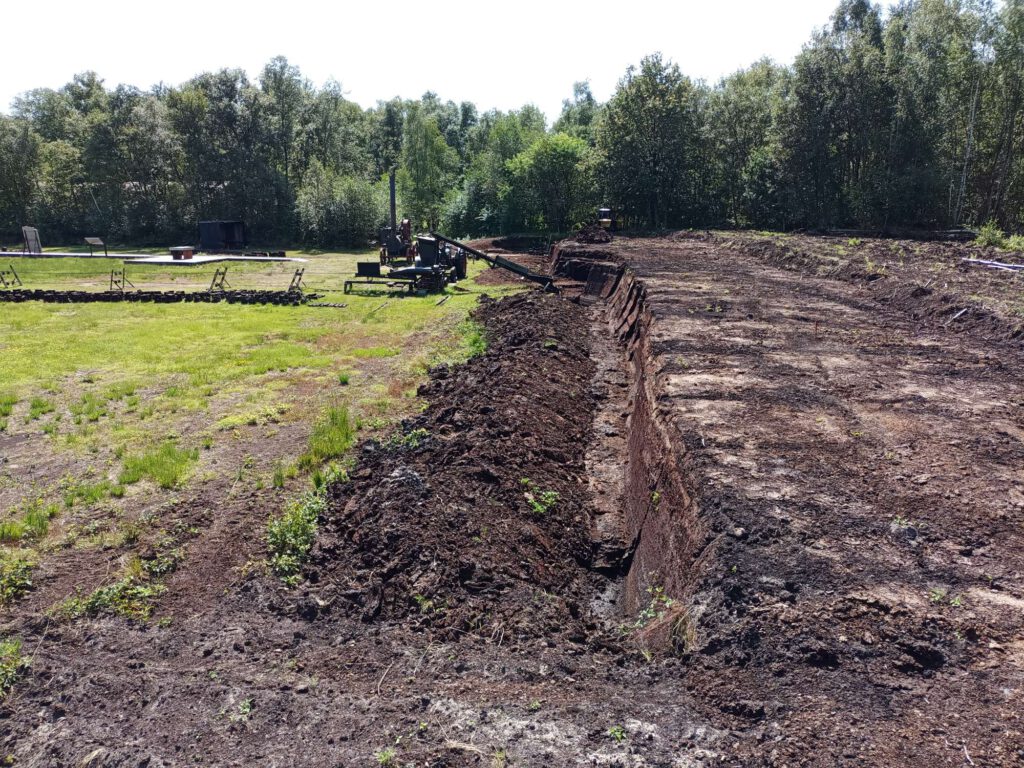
[
  {"x1": 554, "y1": 81, "x2": 600, "y2": 144},
  {"x1": 596, "y1": 53, "x2": 703, "y2": 227},
  {"x1": 507, "y1": 133, "x2": 596, "y2": 231},
  {"x1": 399, "y1": 104, "x2": 458, "y2": 230}
]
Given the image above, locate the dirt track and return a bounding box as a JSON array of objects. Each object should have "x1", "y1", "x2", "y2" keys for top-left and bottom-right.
[{"x1": 2, "y1": 233, "x2": 1023, "y2": 766}]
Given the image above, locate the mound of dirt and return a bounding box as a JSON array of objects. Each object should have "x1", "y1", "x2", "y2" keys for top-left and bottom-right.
[
  {"x1": 305, "y1": 292, "x2": 601, "y2": 645},
  {"x1": 574, "y1": 224, "x2": 613, "y2": 244}
]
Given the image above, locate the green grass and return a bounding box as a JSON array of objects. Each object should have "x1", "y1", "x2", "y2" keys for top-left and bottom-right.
[
  {"x1": 120, "y1": 441, "x2": 199, "y2": 488},
  {"x1": 0, "y1": 498, "x2": 59, "y2": 543},
  {"x1": 459, "y1": 320, "x2": 488, "y2": 358},
  {"x1": 353, "y1": 346, "x2": 400, "y2": 358},
  {"x1": 0, "y1": 392, "x2": 16, "y2": 417},
  {"x1": 299, "y1": 405, "x2": 354, "y2": 469},
  {"x1": 62, "y1": 478, "x2": 122, "y2": 508},
  {"x1": 27, "y1": 396, "x2": 54, "y2": 421}
]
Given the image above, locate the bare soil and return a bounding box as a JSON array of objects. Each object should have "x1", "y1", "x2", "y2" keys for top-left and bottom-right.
[{"x1": 2, "y1": 232, "x2": 1023, "y2": 766}]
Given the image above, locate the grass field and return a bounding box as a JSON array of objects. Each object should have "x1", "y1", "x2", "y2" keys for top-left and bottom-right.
[{"x1": 0, "y1": 249, "x2": 518, "y2": 613}]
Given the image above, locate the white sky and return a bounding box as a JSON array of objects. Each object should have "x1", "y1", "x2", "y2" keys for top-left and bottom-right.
[{"x1": 3, "y1": 0, "x2": 855, "y2": 123}]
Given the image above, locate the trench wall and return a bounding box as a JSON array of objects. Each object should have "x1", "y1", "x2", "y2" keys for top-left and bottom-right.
[{"x1": 554, "y1": 246, "x2": 709, "y2": 616}]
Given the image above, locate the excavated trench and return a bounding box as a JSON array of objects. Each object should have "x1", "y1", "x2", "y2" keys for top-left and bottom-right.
[{"x1": 562, "y1": 245, "x2": 710, "y2": 627}]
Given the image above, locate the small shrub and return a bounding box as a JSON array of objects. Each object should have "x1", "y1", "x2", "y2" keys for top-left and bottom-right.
[
  {"x1": 520, "y1": 478, "x2": 559, "y2": 515},
  {"x1": 375, "y1": 748, "x2": 398, "y2": 766},
  {"x1": 0, "y1": 637, "x2": 26, "y2": 698},
  {"x1": 267, "y1": 491, "x2": 325, "y2": 584},
  {"x1": 1005, "y1": 233, "x2": 1024, "y2": 252},
  {"x1": 974, "y1": 219, "x2": 1006, "y2": 248},
  {"x1": 338, "y1": 372, "x2": 351, "y2": 386},
  {"x1": 272, "y1": 462, "x2": 286, "y2": 489},
  {"x1": 0, "y1": 554, "x2": 34, "y2": 605},
  {"x1": 60, "y1": 577, "x2": 166, "y2": 620},
  {"x1": 608, "y1": 725, "x2": 627, "y2": 744}
]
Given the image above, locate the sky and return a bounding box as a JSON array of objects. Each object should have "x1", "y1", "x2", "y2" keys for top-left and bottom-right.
[{"x1": 3, "y1": 0, "x2": 854, "y2": 123}]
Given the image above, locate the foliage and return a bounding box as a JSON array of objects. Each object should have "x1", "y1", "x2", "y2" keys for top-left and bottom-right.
[
  {"x1": 0, "y1": 554, "x2": 34, "y2": 605},
  {"x1": 0, "y1": 637, "x2": 26, "y2": 699},
  {"x1": 267, "y1": 491, "x2": 326, "y2": 584},
  {"x1": 520, "y1": 478, "x2": 559, "y2": 515},
  {"x1": 4, "y1": 3, "x2": 1024, "y2": 242},
  {"x1": 608, "y1": 725, "x2": 627, "y2": 744},
  {"x1": 975, "y1": 219, "x2": 1006, "y2": 247},
  {"x1": 60, "y1": 576, "x2": 167, "y2": 620},
  {"x1": 596, "y1": 53, "x2": 703, "y2": 229},
  {"x1": 507, "y1": 133, "x2": 596, "y2": 232}
]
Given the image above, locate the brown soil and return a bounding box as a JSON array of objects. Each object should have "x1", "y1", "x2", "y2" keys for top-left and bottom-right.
[
  {"x1": 3, "y1": 233, "x2": 1023, "y2": 766},
  {"x1": 574, "y1": 224, "x2": 613, "y2": 245}
]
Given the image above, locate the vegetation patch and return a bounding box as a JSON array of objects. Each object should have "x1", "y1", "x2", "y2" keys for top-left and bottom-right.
[
  {"x1": 267, "y1": 490, "x2": 326, "y2": 585},
  {"x1": 353, "y1": 346, "x2": 400, "y2": 359},
  {"x1": 0, "y1": 498, "x2": 59, "y2": 543},
  {"x1": 215, "y1": 403, "x2": 288, "y2": 431},
  {"x1": 62, "y1": 478, "x2": 122, "y2": 508},
  {"x1": 58, "y1": 546, "x2": 184, "y2": 621},
  {"x1": 60, "y1": 576, "x2": 167, "y2": 621},
  {"x1": 298, "y1": 405, "x2": 354, "y2": 470},
  {"x1": 27, "y1": 396, "x2": 55, "y2": 421},
  {"x1": 0, "y1": 393, "x2": 16, "y2": 418},
  {"x1": 0, "y1": 637, "x2": 26, "y2": 699},
  {"x1": 521, "y1": 478, "x2": 559, "y2": 515},
  {"x1": 0, "y1": 553, "x2": 34, "y2": 605},
  {"x1": 120, "y1": 441, "x2": 199, "y2": 489}
]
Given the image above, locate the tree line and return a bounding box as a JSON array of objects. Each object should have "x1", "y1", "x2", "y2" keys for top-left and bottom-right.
[{"x1": 1, "y1": 0, "x2": 1021, "y2": 247}]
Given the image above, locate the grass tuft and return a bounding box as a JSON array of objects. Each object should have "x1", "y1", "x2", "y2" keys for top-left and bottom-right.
[
  {"x1": 0, "y1": 498, "x2": 59, "y2": 543},
  {"x1": 120, "y1": 441, "x2": 199, "y2": 488},
  {"x1": 27, "y1": 396, "x2": 55, "y2": 421},
  {"x1": 459, "y1": 320, "x2": 488, "y2": 358},
  {"x1": 299, "y1": 405, "x2": 354, "y2": 470},
  {"x1": 0, "y1": 392, "x2": 16, "y2": 418}
]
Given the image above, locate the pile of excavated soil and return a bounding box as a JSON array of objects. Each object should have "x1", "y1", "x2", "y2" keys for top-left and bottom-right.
[
  {"x1": 304, "y1": 291, "x2": 601, "y2": 645},
  {"x1": 574, "y1": 224, "x2": 613, "y2": 244}
]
